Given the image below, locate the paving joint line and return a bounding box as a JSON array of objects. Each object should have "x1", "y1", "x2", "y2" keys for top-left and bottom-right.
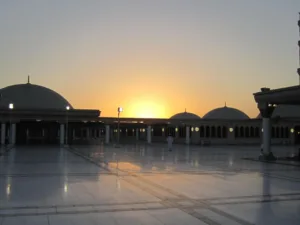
[
  {"x1": 0, "y1": 200, "x2": 162, "y2": 211},
  {"x1": 208, "y1": 196, "x2": 300, "y2": 206},
  {"x1": 0, "y1": 205, "x2": 171, "y2": 217}
]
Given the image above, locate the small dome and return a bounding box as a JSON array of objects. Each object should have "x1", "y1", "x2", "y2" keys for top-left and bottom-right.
[
  {"x1": 170, "y1": 111, "x2": 201, "y2": 119},
  {"x1": 203, "y1": 106, "x2": 249, "y2": 120},
  {"x1": 257, "y1": 105, "x2": 300, "y2": 118},
  {"x1": 0, "y1": 83, "x2": 73, "y2": 110}
]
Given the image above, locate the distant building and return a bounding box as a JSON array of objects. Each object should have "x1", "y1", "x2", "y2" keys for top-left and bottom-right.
[{"x1": 0, "y1": 80, "x2": 298, "y2": 146}]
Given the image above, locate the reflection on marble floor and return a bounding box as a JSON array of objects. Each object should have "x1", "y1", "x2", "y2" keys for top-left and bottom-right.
[{"x1": 0, "y1": 144, "x2": 300, "y2": 225}]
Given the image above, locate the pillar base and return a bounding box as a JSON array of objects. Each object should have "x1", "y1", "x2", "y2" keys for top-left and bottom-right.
[
  {"x1": 259, "y1": 152, "x2": 277, "y2": 161},
  {"x1": 114, "y1": 144, "x2": 121, "y2": 148}
]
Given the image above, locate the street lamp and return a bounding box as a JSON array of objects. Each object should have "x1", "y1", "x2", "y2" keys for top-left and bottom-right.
[
  {"x1": 66, "y1": 106, "x2": 70, "y2": 145},
  {"x1": 8, "y1": 103, "x2": 14, "y2": 145},
  {"x1": 117, "y1": 107, "x2": 123, "y2": 147}
]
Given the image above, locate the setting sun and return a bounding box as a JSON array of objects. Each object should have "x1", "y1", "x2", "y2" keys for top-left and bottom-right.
[{"x1": 123, "y1": 96, "x2": 168, "y2": 118}]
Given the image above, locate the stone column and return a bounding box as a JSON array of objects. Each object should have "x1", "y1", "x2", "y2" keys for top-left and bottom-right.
[
  {"x1": 10, "y1": 123, "x2": 16, "y2": 145},
  {"x1": 1, "y1": 123, "x2": 6, "y2": 145},
  {"x1": 26, "y1": 129, "x2": 29, "y2": 144},
  {"x1": 136, "y1": 128, "x2": 139, "y2": 141},
  {"x1": 185, "y1": 126, "x2": 190, "y2": 145},
  {"x1": 262, "y1": 118, "x2": 271, "y2": 153},
  {"x1": 258, "y1": 103, "x2": 275, "y2": 154},
  {"x1": 60, "y1": 124, "x2": 65, "y2": 145},
  {"x1": 72, "y1": 129, "x2": 76, "y2": 139},
  {"x1": 147, "y1": 125, "x2": 151, "y2": 144},
  {"x1": 105, "y1": 125, "x2": 110, "y2": 144}
]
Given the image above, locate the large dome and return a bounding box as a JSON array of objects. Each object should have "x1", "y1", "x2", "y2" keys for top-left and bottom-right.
[
  {"x1": 0, "y1": 83, "x2": 73, "y2": 110},
  {"x1": 203, "y1": 106, "x2": 249, "y2": 120},
  {"x1": 257, "y1": 105, "x2": 300, "y2": 119},
  {"x1": 170, "y1": 111, "x2": 201, "y2": 119}
]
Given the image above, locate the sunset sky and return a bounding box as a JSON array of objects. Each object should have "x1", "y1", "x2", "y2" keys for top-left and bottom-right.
[{"x1": 0, "y1": 0, "x2": 300, "y2": 118}]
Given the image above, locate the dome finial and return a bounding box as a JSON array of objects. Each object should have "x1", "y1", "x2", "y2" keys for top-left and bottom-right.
[
  {"x1": 185, "y1": 108, "x2": 186, "y2": 113},
  {"x1": 27, "y1": 75, "x2": 30, "y2": 84},
  {"x1": 225, "y1": 101, "x2": 227, "y2": 107}
]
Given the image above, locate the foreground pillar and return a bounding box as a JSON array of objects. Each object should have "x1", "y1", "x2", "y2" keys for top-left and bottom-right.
[
  {"x1": 105, "y1": 125, "x2": 110, "y2": 144},
  {"x1": 60, "y1": 124, "x2": 65, "y2": 145},
  {"x1": 258, "y1": 102, "x2": 275, "y2": 157},
  {"x1": 185, "y1": 126, "x2": 190, "y2": 145},
  {"x1": 262, "y1": 118, "x2": 271, "y2": 154},
  {"x1": 147, "y1": 125, "x2": 151, "y2": 144},
  {"x1": 136, "y1": 128, "x2": 139, "y2": 141},
  {"x1": 1, "y1": 123, "x2": 6, "y2": 145},
  {"x1": 10, "y1": 123, "x2": 16, "y2": 145}
]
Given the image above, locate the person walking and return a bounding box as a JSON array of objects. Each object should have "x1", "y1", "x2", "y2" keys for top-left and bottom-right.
[{"x1": 167, "y1": 134, "x2": 174, "y2": 152}]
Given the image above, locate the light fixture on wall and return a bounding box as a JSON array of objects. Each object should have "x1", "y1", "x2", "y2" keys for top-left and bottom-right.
[
  {"x1": 291, "y1": 128, "x2": 295, "y2": 133},
  {"x1": 229, "y1": 128, "x2": 234, "y2": 132}
]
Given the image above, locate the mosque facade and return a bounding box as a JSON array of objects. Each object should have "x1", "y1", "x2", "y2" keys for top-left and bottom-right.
[{"x1": 0, "y1": 79, "x2": 299, "y2": 147}]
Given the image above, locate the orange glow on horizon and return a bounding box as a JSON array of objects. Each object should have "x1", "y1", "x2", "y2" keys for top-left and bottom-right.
[{"x1": 122, "y1": 96, "x2": 168, "y2": 118}]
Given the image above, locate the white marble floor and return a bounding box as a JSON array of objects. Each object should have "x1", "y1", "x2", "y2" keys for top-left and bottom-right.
[{"x1": 0, "y1": 144, "x2": 299, "y2": 225}]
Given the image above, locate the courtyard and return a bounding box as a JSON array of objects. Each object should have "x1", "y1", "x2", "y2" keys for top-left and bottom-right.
[{"x1": 0, "y1": 144, "x2": 300, "y2": 225}]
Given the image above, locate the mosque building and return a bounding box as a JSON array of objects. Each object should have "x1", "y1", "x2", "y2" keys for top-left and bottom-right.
[
  {"x1": 1, "y1": 14, "x2": 300, "y2": 151},
  {"x1": 0, "y1": 77, "x2": 299, "y2": 147}
]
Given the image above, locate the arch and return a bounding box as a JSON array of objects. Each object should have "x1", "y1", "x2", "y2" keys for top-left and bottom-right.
[
  {"x1": 179, "y1": 126, "x2": 185, "y2": 138},
  {"x1": 285, "y1": 127, "x2": 289, "y2": 138},
  {"x1": 239, "y1": 126, "x2": 244, "y2": 137},
  {"x1": 153, "y1": 126, "x2": 163, "y2": 137},
  {"x1": 275, "y1": 127, "x2": 280, "y2": 138},
  {"x1": 234, "y1": 126, "x2": 239, "y2": 138},
  {"x1": 280, "y1": 127, "x2": 284, "y2": 138},
  {"x1": 205, "y1": 126, "x2": 210, "y2": 137},
  {"x1": 245, "y1": 127, "x2": 249, "y2": 138},
  {"x1": 211, "y1": 126, "x2": 216, "y2": 138},
  {"x1": 217, "y1": 126, "x2": 221, "y2": 138},
  {"x1": 127, "y1": 128, "x2": 134, "y2": 136},
  {"x1": 250, "y1": 127, "x2": 254, "y2": 137},
  {"x1": 271, "y1": 127, "x2": 275, "y2": 138},
  {"x1": 222, "y1": 126, "x2": 227, "y2": 138},
  {"x1": 200, "y1": 126, "x2": 205, "y2": 137},
  {"x1": 255, "y1": 127, "x2": 260, "y2": 138}
]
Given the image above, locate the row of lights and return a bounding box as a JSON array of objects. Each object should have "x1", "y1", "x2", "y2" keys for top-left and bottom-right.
[
  {"x1": 113, "y1": 128, "x2": 149, "y2": 133},
  {"x1": 191, "y1": 127, "x2": 234, "y2": 132},
  {"x1": 110, "y1": 127, "x2": 297, "y2": 134},
  {"x1": 268, "y1": 104, "x2": 277, "y2": 107},
  {"x1": 112, "y1": 127, "x2": 235, "y2": 133}
]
